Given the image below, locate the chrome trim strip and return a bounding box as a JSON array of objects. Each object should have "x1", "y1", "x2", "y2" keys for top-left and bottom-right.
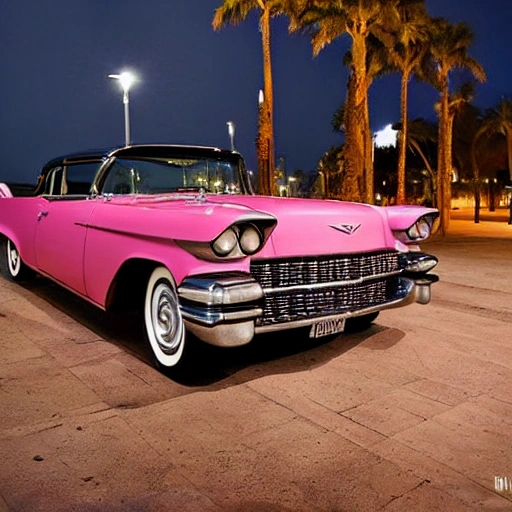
[
  {"x1": 401, "y1": 253, "x2": 438, "y2": 273},
  {"x1": 255, "y1": 278, "x2": 416, "y2": 334},
  {"x1": 262, "y1": 270, "x2": 402, "y2": 294},
  {"x1": 178, "y1": 275, "x2": 263, "y2": 305},
  {"x1": 180, "y1": 305, "x2": 263, "y2": 326},
  {"x1": 184, "y1": 320, "x2": 255, "y2": 347}
]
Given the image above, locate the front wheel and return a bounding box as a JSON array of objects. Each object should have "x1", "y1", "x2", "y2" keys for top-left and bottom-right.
[
  {"x1": 0, "y1": 236, "x2": 33, "y2": 282},
  {"x1": 143, "y1": 266, "x2": 191, "y2": 374}
]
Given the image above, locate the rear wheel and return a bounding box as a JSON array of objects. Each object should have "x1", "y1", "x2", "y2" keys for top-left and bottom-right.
[
  {"x1": 143, "y1": 266, "x2": 192, "y2": 374},
  {"x1": 0, "y1": 237, "x2": 33, "y2": 282}
]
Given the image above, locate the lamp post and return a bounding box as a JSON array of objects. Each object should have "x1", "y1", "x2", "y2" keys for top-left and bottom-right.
[
  {"x1": 108, "y1": 71, "x2": 135, "y2": 146},
  {"x1": 226, "y1": 121, "x2": 235, "y2": 151}
]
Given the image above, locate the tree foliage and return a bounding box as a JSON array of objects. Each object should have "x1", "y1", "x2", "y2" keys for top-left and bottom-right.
[{"x1": 213, "y1": 0, "x2": 290, "y2": 195}]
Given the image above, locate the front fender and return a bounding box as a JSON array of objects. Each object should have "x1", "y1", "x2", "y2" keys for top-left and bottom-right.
[{"x1": 88, "y1": 196, "x2": 276, "y2": 243}]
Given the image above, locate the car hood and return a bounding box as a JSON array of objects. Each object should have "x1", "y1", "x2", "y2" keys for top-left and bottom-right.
[
  {"x1": 95, "y1": 194, "x2": 399, "y2": 258},
  {"x1": 206, "y1": 195, "x2": 397, "y2": 257}
]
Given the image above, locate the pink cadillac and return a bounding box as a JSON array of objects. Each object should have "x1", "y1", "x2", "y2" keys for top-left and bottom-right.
[{"x1": 0, "y1": 144, "x2": 439, "y2": 375}]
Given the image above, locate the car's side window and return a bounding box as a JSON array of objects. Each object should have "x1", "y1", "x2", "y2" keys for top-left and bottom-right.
[
  {"x1": 44, "y1": 166, "x2": 64, "y2": 195},
  {"x1": 102, "y1": 162, "x2": 136, "y2": 194},
  {"x1": 63, "y1": 162, "x2": 101, "y2": 195},
  {"x1": 43, "y1": 162, "x2": 101, "y2": 196}
]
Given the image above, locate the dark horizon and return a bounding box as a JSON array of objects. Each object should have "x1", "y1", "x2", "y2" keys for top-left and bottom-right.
[{"x1": 1, "y1": 0, "x2": 510, "y2": 185}]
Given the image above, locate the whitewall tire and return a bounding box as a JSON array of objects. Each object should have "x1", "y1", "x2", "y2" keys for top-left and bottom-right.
[
  {"x1": 0, "y1": 237, "x2": 33, "y2": 282},
  {"x1": 144, "y1": 266, "x2": 187, "y2": 370}
]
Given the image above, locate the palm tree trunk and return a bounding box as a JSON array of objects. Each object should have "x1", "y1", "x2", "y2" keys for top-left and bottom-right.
[
  {"x1": 437, "y1": 74, "x2": 451, "y2": 235},
  {"x1": 507, "y1": 131, "x2": 512, "y2": 183},
  {"x1": 397, "y1": 71, "x2": 410, "y2": 204},
  {"x1": 436, "y1": 112, "x2": 445, "y2": 226},
  {"x1": 444, "y1": 112, "x2": 456, "y2": 227},
  {"x1": 342, "y1": 74, "x2": 364, "y2": 202},
  {"x1": 340, "y1": 32, "x2": 368, "y2": 203},
  {"x1": 364, "y1": 95, "x2": 373, "y2": 204},
  {"x1": 408, "y1": 139, "x2": 436, "y2": 206},
  {"x1": 471, "y1": 136, "x2": 480, "y2": 223},
  {"x1": 257, "y1": 99, "x2": 272, "y2": 195},
  {"x1": 259, "y1": 7, "x2": 276, "y2": 196}
]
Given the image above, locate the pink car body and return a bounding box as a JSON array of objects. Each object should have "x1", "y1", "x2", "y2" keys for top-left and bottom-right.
[{"x1": 0, "y1": 145, "x2": 439, "y2": 373}]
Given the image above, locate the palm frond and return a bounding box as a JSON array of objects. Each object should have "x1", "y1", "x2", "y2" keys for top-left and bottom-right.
[{"x1": 212, "y1": 0, "x2": 260, "y2": 30}]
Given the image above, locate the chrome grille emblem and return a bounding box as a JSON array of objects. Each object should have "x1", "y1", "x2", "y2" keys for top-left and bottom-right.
[{"x1": 330, "y1": 223, "x2": 361, "y2": 235}]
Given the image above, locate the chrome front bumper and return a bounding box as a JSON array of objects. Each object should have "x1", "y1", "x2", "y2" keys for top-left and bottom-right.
[
  {"x1": 177, "y1": 253, "x2": 439, "y2": 348},
  {"x1": 178, "y1": 273, "x2": 263, "y2": 347}
]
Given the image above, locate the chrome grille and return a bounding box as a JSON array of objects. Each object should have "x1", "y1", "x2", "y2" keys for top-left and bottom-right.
[{"x1": 250, "y1": 251, "x2": 400, "y2": 326}]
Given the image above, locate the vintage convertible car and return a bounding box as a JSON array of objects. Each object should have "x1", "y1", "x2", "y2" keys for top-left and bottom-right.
[{"x1": 0, "y1": 144, "x2": 439, "y2": 374}]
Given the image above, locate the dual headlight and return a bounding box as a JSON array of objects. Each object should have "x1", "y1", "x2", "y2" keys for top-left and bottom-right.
[
  {"x1": 407, "y1": 217, "x2": 432, "y2": 240},
  {"x1": 212, "y1": 223, "x2": 263, "y2": 257},
  {"x1": 396, "y1": 214, "x2": 438, "y2": 243}
]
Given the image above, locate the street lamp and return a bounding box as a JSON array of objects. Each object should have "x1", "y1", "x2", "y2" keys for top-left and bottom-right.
[
  {"x1": 108, "y1": 71, "x2": 135, "y2": 146},
  {"x1": 227, "y1": 121, "x2": 235, "y2": 151}
]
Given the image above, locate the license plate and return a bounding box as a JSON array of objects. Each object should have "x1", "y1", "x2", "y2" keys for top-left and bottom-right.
[{"x1": 310, "y1": 316, "x2": 346, "y2": 338}]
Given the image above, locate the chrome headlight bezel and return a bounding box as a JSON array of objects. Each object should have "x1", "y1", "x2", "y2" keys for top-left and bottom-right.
[
  {"x1": 212, "y1": 228, "x2": 239, "y2": 257},
  {"x1": 212, "y1": 223, "x2": 264, "y2": 258},
  {"x1": 176, "y1": 213, "x2": 277, "y2": 262},
  {"x1": 238, "y1": 223, "x2": 263, "y2": 255},
  {"x1": 394, "y1": 213, "x2": 439, "y2": 244},
  {"x1": 407, "y1": 218, "x2": 431, "y2": 240}
]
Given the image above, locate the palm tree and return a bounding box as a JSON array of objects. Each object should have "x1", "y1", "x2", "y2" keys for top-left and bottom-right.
[
  {"x1": 406, "y1": 118, "x2": 438, "y2": 205},
  {"x1": 287, "y1": 1, "x2": 378, "y2": 202},
  {"x1": 341, "y1": 34, "x2": 390, "y2": 203},
  {"x1": 470, "y1": 119, "x2": 489, "y2": 223},
  {"x1": 479, "y1": 98, "x2": 512, "y2": 184},
  {"x1": 446, "y1": 83, "x2": 477, "y2": 175},
  {"x1": 466, "y1": 100, "x2": 512, "y2": 220},
  {"x1": 426, "y1": 18, "x2": 486, "y2": 234},
  {"x1": 288, "y1": 0, "x2": 426, "y2": 203},
  {"x1": 376, "y1": 2, "x2": 430, "y2": 204},
  {"x1": 213, "y1": 0, "x2": 285, "y2": 196}
]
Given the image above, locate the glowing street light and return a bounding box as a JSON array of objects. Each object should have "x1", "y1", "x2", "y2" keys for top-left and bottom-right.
[
  {"x1": 227, "y1": 121, "x2": 235, "y2": 151},
  {"x1": 108, "y1": 71, "x2": 136, "y2": 146}
]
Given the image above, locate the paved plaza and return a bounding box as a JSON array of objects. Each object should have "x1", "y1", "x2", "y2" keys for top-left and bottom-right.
[{"x1": 0, "y1": 216, "x2": 511, "y2": 511}]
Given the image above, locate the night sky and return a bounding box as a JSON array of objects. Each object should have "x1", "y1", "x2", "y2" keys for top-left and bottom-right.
[{"x1": 1, "y1": 0, "x2": 510, "y2": 184}]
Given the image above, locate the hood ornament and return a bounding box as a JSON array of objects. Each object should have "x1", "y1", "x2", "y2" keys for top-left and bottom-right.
[
  {"x1": 330, "y1": 223, "x2": 361, "y2": 235},
  {"x1": 194, "y1": 187, "x2": 207, "y2": 203}
]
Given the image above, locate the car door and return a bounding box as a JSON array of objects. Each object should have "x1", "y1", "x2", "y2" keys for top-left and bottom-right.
[{"x1": 34, "y1": 162, "x2": 100, "y2": 296}]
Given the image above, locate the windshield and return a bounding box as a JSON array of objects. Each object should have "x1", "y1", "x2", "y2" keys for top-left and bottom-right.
[{"x1": 101, "y1": 156, "x2": 244, "y2": 195}]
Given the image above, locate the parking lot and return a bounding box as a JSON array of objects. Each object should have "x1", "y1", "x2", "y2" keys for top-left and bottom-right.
[{"x1": 1, "y1": 218, "x2": 511, "y2": 512}]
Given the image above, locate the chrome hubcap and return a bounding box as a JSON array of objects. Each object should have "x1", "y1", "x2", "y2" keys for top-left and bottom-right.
[
  {"x1": 7, "y1": 241, "x2": 20, "y2": 275},
  {"x1": 152, "y1": 282, "x2": 183, "y2": 355}
]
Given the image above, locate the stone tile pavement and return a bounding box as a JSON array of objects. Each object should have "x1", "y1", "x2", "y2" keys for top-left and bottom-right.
[{"x1": 1, "y1": 217, "x2": 511, "y2": 511}]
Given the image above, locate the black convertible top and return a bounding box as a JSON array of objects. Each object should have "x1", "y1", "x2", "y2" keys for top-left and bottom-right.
[
  {"x1": 41, "y1": 144, "x2": 239, "y2": 172},
  {"x1": 32, "y1": 144, "x2": 244, "y2": 196}
]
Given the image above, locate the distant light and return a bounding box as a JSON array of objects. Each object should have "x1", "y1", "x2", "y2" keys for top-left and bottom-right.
[
  {"x1": 259, "y1": 89, "x2": 264, "y2": 104},
  {"x1": 374, "y1": 124, "x2": 397, "y2": 148},
  {"x1": 108, "y1": 71, "x2": 136, "y2": 93}
]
